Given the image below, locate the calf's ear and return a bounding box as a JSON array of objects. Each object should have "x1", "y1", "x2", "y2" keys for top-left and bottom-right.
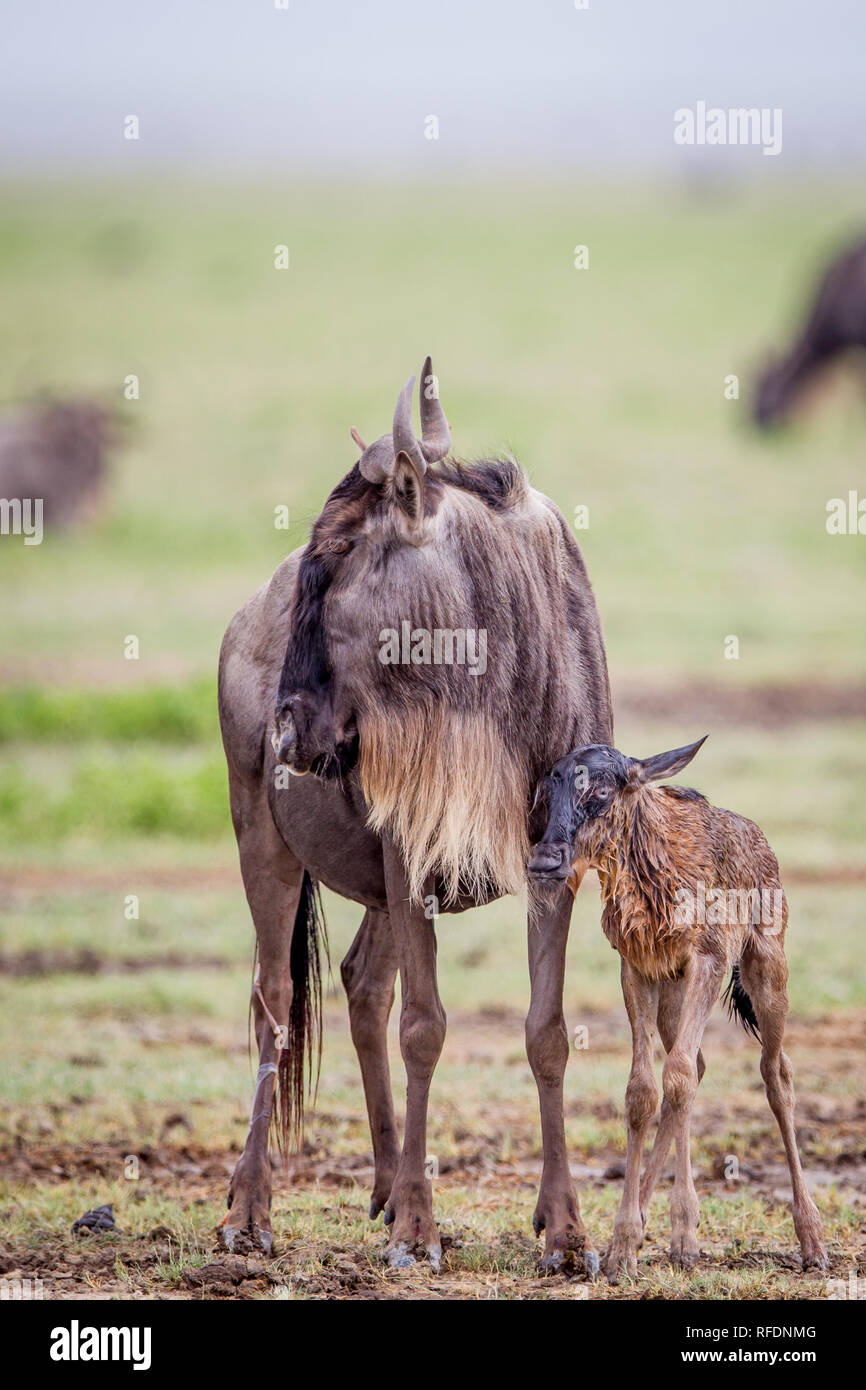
[{"x1": 633, "y1": 735, "x2": 708, "y2": 784}]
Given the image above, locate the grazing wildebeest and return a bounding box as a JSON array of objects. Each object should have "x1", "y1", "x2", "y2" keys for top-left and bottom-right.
[
  {"x1": 754, "y1": 237, "x2": 866, "y2": 426},
  {"x1": 0, "y1": 399, "x2": 113, "y2": 529},
  {"x1": 528, "y1": 737, "x2": 827, "y2": 1279},
  {"x1": 218, "y1": 359, "x2": 612, "y2": 1270}
]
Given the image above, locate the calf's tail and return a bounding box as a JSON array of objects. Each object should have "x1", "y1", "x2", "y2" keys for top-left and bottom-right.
[{"x1": 722, "y1": 962, "x2": 761, "y2": 1039}]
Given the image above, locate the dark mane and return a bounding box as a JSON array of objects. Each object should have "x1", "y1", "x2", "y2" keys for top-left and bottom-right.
[
  {"x1": 276, "y1": 463, "x2": 374, "y2": 703},
  {"x1": 434, "y1": 456, "x2": 526, "y2": 512},
  {"x1": 277, "y1": 458, "x2": 524, "y2": 706}
]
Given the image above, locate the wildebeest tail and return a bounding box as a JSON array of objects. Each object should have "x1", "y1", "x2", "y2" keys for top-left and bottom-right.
[
  {"x1": 277, "y1": 870, "x2": 329, "y2": 1153},
  {"x1": 722, "y1": 962, "x2": 760, "y2": 1039}
]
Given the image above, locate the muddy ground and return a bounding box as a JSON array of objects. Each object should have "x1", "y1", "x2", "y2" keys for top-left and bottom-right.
[{"x1": 2, "y1": 1009, "x2": 864, "y2": 1301}]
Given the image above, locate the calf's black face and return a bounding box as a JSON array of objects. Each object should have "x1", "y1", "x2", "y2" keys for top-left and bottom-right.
[
  {"x1": 527, "y1": 736, "x2": 708, "y2": 881},
  {"x1": 527, "y1": 744, "x2": 632, "y2": 880}
]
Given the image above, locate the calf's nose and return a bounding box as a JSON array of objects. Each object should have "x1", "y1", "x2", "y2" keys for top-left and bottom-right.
[{"x1": 527, "y1": 841, "x2": 570, "y2": 879}]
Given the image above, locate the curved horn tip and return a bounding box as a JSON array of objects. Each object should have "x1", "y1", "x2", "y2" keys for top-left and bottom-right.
[
  {"x1": 392, "y1": 374, "x2": 417, "y2": 432},
  {"x1": 417, "y1": 355, "x2": 450, "y2": 462},
  {"x1": 350, "y1": 426, "x2": 366, "y2": 451}
]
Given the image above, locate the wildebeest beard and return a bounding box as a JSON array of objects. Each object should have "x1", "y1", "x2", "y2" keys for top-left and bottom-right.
[{"x1": 280, "y1": 455, "x2": 611, "y2": 907}]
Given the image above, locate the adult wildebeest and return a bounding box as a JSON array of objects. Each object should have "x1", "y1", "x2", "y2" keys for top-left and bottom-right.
[
  {"x1": 754, "y1": 237, "x2": 866, "y2": 427},
  {"x1": 218, "y1": 359, "x2": 612, "y2": 1271}
]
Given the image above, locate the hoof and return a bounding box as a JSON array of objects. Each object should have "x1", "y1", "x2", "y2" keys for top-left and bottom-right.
[
  {"x1": 219, "y1": 1212, "x2": 273, "y2": 1256},
  {"x1": 539, "y1": 1249, "x2": 564, "y2": 1275},
  {"x1": 606, "y1": 1223, "x2": 642, "y2": 1281},
  {"x1": 383, "y1": 1241, "x2": 416, "y2": 1270},
  {"x1": 538, "y1": 1245, "x2": 598, "y2": 1278},
  {"x1": 605, "y1": 1251, "x2": 638, "y2": 1282},
  {"x1": 670, "y1": 1248, "x2": 699, "y2": 1270},
  {"x1": 802, "y1": 1250, "x2": 829, "y2": 1273},
  {"x1": 369, "y1": 1185, "x2": 395, "y2": 1221},
  {"x1": 382, "y1": 1238, "x2": 442, "y2": 1273}
]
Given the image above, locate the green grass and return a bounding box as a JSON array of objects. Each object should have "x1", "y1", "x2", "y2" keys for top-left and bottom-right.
[
  {"x1": 0, "y1": 679, "x2": 217, "y2": 744},
  {"x1": 1, "y1": 180, "x2": 865, "y2": 683},
  {"x1": 1, "y1": 718, "x2": 863, "y2": 871},
  {"x1": 0, "y1": 746, "x2": 228, "y2": 843}
]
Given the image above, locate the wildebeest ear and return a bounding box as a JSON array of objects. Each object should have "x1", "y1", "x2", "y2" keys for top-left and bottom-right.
[
  {"x1": 392, "y1": 449, "x2": 426, "y2": 526},
  {"x1": 632, "y1": 735, "x2": 708, "y2": 784}
]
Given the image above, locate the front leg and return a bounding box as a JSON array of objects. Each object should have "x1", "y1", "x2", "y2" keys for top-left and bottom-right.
[
  {"x1": 526, "y1": 875, "x2": 597, "y2": 1276},
  {"x1": 381, "y1": 840, "x2": 446, "y2": 1271},
  {"x1": 639, "y1": 977, "x2": 706, "y2": 1230},
  {"x1": 606, "y1": 961, "x2": 658, "y2": 1280}
]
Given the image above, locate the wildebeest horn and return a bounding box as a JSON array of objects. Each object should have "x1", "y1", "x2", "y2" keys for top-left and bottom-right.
[
  {"x1": 391, "y1": 373, "x2": 427, "y2": 475},
  {"x1": 417, "y1": 356, "x2": 450, "y2": 463},
  {"x1": 355, "y1": 360, "x2": 450, "y2": 483}
]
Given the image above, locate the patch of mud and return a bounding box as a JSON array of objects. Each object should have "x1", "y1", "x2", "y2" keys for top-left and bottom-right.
[
  {"x1": 616, "y1": 678, "x2": 866, "y2": 729},
  {"x1": 0, "y1": 948, "x2": 229, "y2": 977},
  {"x1": 0, "y1": 864, "x2": 239, "y2": 900},
  {"x1": 0, "y1": 1140, "x2": 237, "y2": 1186}
]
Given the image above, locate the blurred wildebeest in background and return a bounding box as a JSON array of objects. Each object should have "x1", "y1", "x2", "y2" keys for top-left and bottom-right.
[
  {"x1": 0, "y1": 398, "x2": 115, "y2": 530},
  {"x1": 754, "y1": 238, "x2": 866, "y2": 427}
]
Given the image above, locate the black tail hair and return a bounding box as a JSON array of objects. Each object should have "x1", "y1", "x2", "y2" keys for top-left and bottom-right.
[
  {"x1": 722, "y1": 962, "x2": 760, "y2": 1039},
  {"x1": 277, "y1": 870, "x2": 329, "y2": 1154}
]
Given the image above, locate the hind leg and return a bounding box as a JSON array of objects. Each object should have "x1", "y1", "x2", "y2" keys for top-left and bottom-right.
[
  {"x1": 738, "y1": 942, "x2": 827, "y2": 1269},
  {"x1": 222, "y1": 789, "x2": 304, "y2": 1254},
  {"x1": 341, "y1": 909, "x2": 401, "y2": 1218},
  {"x1": 639, "y1": 977, "x2": 706, "y2": 1231}
]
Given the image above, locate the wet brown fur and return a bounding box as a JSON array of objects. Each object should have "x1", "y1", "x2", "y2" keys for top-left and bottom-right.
[{"x1": 588, "y1": 784, "x2": 785, "y2": 982}]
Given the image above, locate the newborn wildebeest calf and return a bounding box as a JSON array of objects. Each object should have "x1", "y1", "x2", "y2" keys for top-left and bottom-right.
[{"x1": 528, "y1": 736, "x2": 827, "y2": 1280}]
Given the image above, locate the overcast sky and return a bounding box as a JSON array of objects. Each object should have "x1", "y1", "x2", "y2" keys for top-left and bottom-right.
[{"x1": 2, "y1": 0, "x2": 864, "y2": 176}]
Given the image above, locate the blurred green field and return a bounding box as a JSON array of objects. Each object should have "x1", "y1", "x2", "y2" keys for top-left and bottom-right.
[
  {"x1": 0, "y1": 180, "x2": 865, "y2": 682},
  {"x1": 0, "y1": 180, "x2": 864, "y2": 1298}
]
